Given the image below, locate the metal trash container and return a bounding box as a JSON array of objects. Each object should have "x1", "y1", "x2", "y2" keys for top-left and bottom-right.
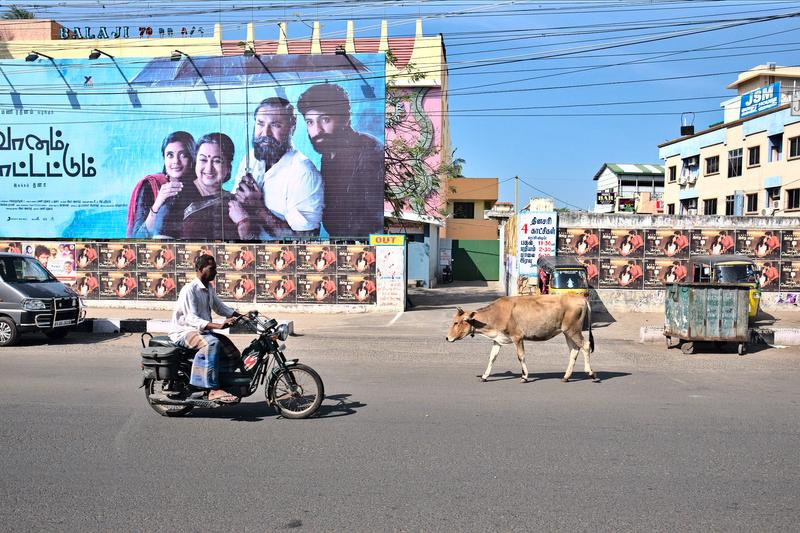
[{"x1": 664, "y1": 282, "x2": 750, "y2": 355}]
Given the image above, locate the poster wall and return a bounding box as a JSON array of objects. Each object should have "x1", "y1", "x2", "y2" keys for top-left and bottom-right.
[
  {"x1": 20, "y1": 241, "x2": 380, "y2": 304},
  {"x1": 557, "y1": 227, "x2": 800, "y2": 292},
  {"x1": 0, "y1": 54, "x2": 386, "y2": 240}
]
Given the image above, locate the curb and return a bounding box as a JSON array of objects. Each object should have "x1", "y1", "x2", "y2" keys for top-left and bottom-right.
[
  {"x1": 76, "y1": 318, "x2": 294, "y2": 336},
  {"x1": 640, "y1": 325, "x2": 800, "y2": 346}
]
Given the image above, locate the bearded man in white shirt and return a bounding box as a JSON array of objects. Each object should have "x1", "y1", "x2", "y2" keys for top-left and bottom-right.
[{"x1": 229, "y1": 97, "x2": 324, "y2": 239}]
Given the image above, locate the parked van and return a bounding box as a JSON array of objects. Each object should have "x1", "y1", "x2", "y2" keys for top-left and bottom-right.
[{"x1": 0, "y1": 252, "x2": 85, "y2": 346}]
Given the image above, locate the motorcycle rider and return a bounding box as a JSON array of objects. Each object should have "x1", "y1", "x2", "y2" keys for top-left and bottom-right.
[{"x1": 169, "y1": 254, "x2": 243, "y2": 403}]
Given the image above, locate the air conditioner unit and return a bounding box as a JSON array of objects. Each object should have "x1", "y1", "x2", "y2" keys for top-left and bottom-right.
[
  {"x1": 771, "y1": 199, "x2": 781, "y2": 210},
  {"x1": 678, "y1": 175, "x2": 688, "y2": 185},
  {"x1": 761, "y1": 207, "x2": 775, "y2": 216},
  {"x1": 687, "y1": 208, "x2": 698, "y2": 215},
  {"x1": 687, "y1": 174, "x2": 697, "y2": 184}
]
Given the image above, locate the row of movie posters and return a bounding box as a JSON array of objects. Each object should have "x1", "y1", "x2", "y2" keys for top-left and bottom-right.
[
  {"x1": 69, "y1": 272, "x2": 377, "y2": 303},
  {"x1": 559, "y1": 228, "x2": 799, "y2": 260},
  {"x1": 580, "y1": 257, "x2": 789, "y2": 291},
  {"x1": 4, "y1": 242, "x2": 376, "y2": 275}
]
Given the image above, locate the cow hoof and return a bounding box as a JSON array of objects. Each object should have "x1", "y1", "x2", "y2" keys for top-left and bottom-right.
[
  {"x1": 590, "y1": 373, "x2": 601, "y2": 383},
  {"x1": 520, "y1": 377, "x2": 528, "y2": 383},
  {"x1": 477, "y1": 375, "x2": 487, "y2": 382},
  {"x1": 561, "y1": 377, "x2": 569, "y2": 383}
]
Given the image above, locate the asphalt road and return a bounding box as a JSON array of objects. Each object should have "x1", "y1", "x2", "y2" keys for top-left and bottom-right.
[{"x1": 1, "y1": 303, "x2": 799, "y2": 532}]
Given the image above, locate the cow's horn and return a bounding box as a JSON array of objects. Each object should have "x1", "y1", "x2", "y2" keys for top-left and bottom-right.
[{"x1": 456, "y1": 306, "x2": 463, "y2": 313}]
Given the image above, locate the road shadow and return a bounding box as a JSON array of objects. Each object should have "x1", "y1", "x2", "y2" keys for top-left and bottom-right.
[
  {"x1": 407, "y1": 282, "x2": 503, "y2": 311},
  {"x1": 314, "y1": 393, "x2": 366, "y2": 418},
  {"x1": 10, "y1": 331, "x2": 123, "y2": 347},
  {"x1": 478, "y1": 370, "x2": 630, "y2": 383},
  {"x1": 590, "y1": 310, "x2": 617, "y2": 329},
  {"x1": 679, "y1": 340, "x2": 771, "y2": 355},
  {"x1": 188, "y1": 393, "x2": 366, "y2": 421}
]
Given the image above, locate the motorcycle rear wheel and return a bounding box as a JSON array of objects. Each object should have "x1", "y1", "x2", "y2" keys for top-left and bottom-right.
[
  {"x1": 144, "y1": 378, "x2": 194, "y2": 417},
  {"x1": 267, "y1": 364, "x2": 324, "y2": 419}
]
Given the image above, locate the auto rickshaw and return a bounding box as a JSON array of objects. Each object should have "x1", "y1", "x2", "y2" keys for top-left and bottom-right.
[
  {"x1": 687, "y1": 255, "x2": 761, "y2": 319},
  {"x1": 536, "y1": 256, "x2": 589, "y2": 297}
]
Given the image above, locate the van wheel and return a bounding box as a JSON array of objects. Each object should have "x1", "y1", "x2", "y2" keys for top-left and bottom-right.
[{"x1": 0, "y1": 317, "x2": 19, "y2": 347}]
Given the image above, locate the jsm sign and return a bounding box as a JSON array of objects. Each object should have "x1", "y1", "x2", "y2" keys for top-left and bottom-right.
[{"x1": 740, "y1": 82, "x2": 780, "y2": 119}]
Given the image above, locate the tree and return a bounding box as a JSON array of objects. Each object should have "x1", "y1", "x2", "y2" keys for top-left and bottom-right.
[
  {"x1": 383, "y1": 50, "x2": 463, "y2": 223},
  {"x1": 2, "y1": 5, "x2": 36, "y2": 19}
]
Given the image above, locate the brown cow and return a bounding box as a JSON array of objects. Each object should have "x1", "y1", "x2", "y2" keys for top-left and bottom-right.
[{"x1": 446, "y1": 294, "x2": 597, "y2": 383}]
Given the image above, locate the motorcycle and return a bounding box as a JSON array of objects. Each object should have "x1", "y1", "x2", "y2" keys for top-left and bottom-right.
[
  {"x1": 140, "y1": 311, "x2": 324, "y2": 419},
  {"x1": 441, "y1": 264, "x2": 453, "y2": 284}
]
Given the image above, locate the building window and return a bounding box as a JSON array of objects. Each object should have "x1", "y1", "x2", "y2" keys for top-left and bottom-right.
[
  {"x1": 725, "y1": 195, "x2": 735, "y2": 216},
  {"x1": 790, "y1": 136, "x2": 800, "y2": 159},
  {"x1": 705, "y1": 156, "x2": 719, "y2": 175},
  {"x1": 788, "y1": 188, "x2": 800, "y2": 210},
  {"x1": 453, "y1": 202, "x2": 475, "y2": 219},
  {"x1": 728, "y1": 148, "x2": 743, "y2": 177},
  {"x1": 746, "y1": 193, "x2": 758, "y2": 213},
  {"x1": 748, "y1": 146, "x2": 760, "y2": 167},
  {"x1": 769, "y1": 133, "x2": 783, "y2": 162},
  {"x1": 681, "y1": 198, "x2": 698, "y2": 215},
  {"x1": 703, "y1": 198, "x2": 718, "y2": 215},
  {"x1": 667, "y1": 203, "x2": 675, "y2": 215},
  {"x1": 668, "y1": 165, "x2": 677, "y2": 183}
]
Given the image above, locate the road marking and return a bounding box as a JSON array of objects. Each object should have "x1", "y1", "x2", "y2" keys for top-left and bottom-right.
[
  {"x1": 669, "y1": 376, "x2": 688, "y2": 385},
  {"x1": 387, "y1": 312, "x2": 403, "y2": 326}
]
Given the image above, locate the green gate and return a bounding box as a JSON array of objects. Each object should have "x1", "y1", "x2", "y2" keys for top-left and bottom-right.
[{"x1": 451, "y1": 240, "x2": 499, "y2": 281}]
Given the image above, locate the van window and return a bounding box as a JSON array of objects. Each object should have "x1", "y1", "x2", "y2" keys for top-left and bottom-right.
[
  {"x1": 716, "y1": 264, "x2": 756, "y2": 283},
  {"x1": 552, "y1": 270, "x2": 587, "y2": 289},
  {"x1": 0, "y1": 257, "x2": 55, "y2": 283}
]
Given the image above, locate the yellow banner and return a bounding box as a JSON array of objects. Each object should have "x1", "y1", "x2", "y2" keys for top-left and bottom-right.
[{"x1": 369, "y1": 234, "x2": 405, "y2": 246}]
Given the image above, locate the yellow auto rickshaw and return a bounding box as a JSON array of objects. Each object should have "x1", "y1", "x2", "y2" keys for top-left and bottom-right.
[
  {"x1": 687, "y1": 255, "x2": 761, "y2": 319},
  {"x1": 537, "y1": 256, "x2": 589, "y2": 297}
]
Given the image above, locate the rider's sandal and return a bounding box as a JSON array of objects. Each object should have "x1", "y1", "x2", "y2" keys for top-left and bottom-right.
[{"x1": 210, "y1": 393, "x2": 239, "y2": 404}]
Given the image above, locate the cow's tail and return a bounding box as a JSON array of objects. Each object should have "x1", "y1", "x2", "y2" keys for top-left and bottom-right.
[{"x1": 585, "y1": 298, "x2": 594, "y2": 353}]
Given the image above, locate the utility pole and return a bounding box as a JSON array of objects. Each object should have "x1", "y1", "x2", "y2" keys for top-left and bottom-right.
[{"x1": 514, "y1": 175, "x2": 519, "y2": 213}]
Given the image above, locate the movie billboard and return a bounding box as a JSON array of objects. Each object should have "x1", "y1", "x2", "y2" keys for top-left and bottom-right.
[
  {"x1": 644, "y1": 229, "x2": 689, "y2": 259},
  {"x1": 0, "y1": 54, "x2": 386, "y2": 240}
]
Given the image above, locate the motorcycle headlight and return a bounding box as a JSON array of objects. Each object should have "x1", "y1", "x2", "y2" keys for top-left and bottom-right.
[
  {"x1": 22, "y1": 298, "x2": 47, "y2": 311},
  {"x1": 275, "y1": 323, "x2": 289, "y2": 341}
]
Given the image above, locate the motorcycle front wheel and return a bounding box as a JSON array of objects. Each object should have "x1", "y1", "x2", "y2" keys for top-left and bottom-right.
[
  {"x1": 144, "y1": 378, "x2": 194, "y2": 417},
  {"x1": 267, "y1": 364, "x2": 324, "y2": 419}
]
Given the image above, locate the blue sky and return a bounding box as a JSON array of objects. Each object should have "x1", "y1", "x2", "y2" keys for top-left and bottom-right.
[{"x1": 9, "y1": 0, "x2": 800, "y2": 211}]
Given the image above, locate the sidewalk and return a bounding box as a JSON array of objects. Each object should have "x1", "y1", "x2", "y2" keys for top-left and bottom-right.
[{"x1": 79, "y1": 282, "x2": 800, "y2": 345}]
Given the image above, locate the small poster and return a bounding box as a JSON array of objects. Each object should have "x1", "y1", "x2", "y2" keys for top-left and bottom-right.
[
  {"x1": 75, "y1": 243, "x2": 99, "y2": 271},
  {"x1": 71, "y1": 273, "x2": 100, "y2": 299},
  {"x1": 736, "y1": 230, "x2": 781, "y2": 259},
  {"x1": 781, "y1": 230, "x2": 800, "y2": 258},
  {"x1": 99, "y1": 271, "x2": 137, "y2": 300},
  {"x1": 227, "y1": 273, "x2": 256, "y2": 302},
  {"x1": 516, "y1": 212, "x2": 557, "y2": 276},
  {"x1": 644, "y1": 229, "x2": 690, "y2": 258},
  {"x1": 137, "y1": 243, "x2": 176, "y2": 272},
  {"x1": 175, "y1": 243, "x2": 215, "y2": 271},
  {"x1": 256, "y1": 274, "x2": 297, "y2": 304},
  {"x1": 25, "y1": 241, "x2": 77, "y2": 281},
  {"x1": 779, "y1": 261, "x2": 800, "y2": 290},
  {"x1": 755, "y1": 260, "x2": 780, "y2": 292},
  {"x1": 600, "y1": 229, "x2": 644, "y2": 257},
  {"x1": 337, "y1": 246, "x2": 377, "y2": 274},
  {"x1": 2, "y1": 241, "x2": 23, "y2": 254},
  {"x1": 337, "y1": 274, "x2": 377, "y2": 304},
  {"x1": 689, "y1": 230, "x2": 735, "y2": 256},
  {"x1": 297, "y1": 245, "x2": 337, "y2": 273},
  {"x1": 296, "y1": 273, "x2": 337, "y2": 303},
  {"x1": 557, "y1": 228, "x2": 600, "y2": 258},
  {"x1": 582, "y1": 258, "x2": 599, "y2": 288},
  {"x1": 257, "y1": 244, "x2": 297, "y2": 273},
  {"x1": 137, "y1": 272, "x2": 178, "y2": 301},
  {"x1": 215, "y1": 244, "x2": 256, "y2": 273},
  {"x1": 176, "y1": 271, "x2": 194, "y2": 293},
  {"x1": 598, "y1": 258, "x2": 644, "y2": 289},
  {"x1": 212, "y1": 273, "x2": 238, "y2": 301},
  {"x1": 98, "y1": 243, "x2": 137, "y2": 271},
  {"x1": 644, "y1": 259, "x2": 688, "y2": 288}
]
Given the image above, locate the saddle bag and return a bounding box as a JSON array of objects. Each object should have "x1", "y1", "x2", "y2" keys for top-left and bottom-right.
[{"x1": 140, "y1": 346, "x2": 182, "y2": 380}]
